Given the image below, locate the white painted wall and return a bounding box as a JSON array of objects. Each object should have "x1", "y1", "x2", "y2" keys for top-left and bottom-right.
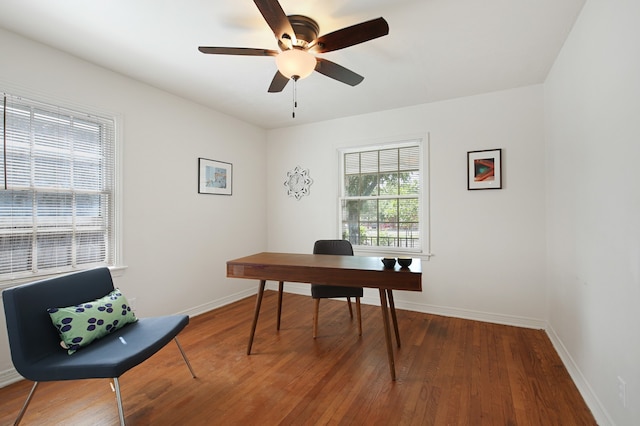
[
  {"x1": 544, "y1": 0, "x2": 640, "y2": 424},
  {"x1": 0, "y1": 28, "x2": 268, "y2": 384},
  {"x1": 266, "y1": 85, "x2": 547, "y2": 327}
]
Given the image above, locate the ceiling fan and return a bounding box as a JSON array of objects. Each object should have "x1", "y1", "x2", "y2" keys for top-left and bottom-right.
[{"x1": 198, "y1": 0, "x2": 389, "y2": 93}]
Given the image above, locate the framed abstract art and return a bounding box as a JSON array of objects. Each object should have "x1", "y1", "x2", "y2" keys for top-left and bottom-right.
[{"x1": 467, "y1": 149, "x2": 502, "y2": 190}]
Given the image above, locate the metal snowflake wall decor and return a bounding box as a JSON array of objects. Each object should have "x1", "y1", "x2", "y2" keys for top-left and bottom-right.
[{"x1": 284, "y1": 166, "x2": 313, "y2": 200}]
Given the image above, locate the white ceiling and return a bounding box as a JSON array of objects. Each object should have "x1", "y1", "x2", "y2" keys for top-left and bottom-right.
[{"x1": 0, "y1": 0, "x2": 585, "y2": 129}]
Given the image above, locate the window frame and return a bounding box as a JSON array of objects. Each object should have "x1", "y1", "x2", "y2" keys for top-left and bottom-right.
[
  {"x1": 337, "y1": 136, "x2": 429, "y2": 257},
  {"x1": 0, "y1": 90, "x2": 123, "y2": 287}
]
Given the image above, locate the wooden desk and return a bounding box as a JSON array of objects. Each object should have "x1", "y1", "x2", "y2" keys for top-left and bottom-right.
[{"x1": 226, "y1": 252, "x2": 422, "y2": 380}]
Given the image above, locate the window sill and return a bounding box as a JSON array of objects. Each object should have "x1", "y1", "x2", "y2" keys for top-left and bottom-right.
[
  {"x1": 352, "y1": 247, "x2": 433, "y2": 260},
  {"x1": 0, "y1": 264, "x2": 128, "y2": 291}
]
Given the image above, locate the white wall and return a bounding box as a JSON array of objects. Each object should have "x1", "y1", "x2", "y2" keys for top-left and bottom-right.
[
  {"x1": 0, "y1": 28, "x2": 268, "y2": 385},
  {"x1": 266, "y1": 85, "x2": 547, "y2": 327},
  {"x1": 544, "y1": 0, "x2": 640, "y2": 424}
]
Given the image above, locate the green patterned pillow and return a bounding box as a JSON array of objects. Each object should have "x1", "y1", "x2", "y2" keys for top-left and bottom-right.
[{"x1": 47, "y1": 289, "x2": 137, "y2": 355}]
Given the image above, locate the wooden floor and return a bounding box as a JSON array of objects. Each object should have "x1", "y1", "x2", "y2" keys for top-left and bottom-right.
[{"x1": 0, "y1": 291, "x2": 595, "y2": 425}]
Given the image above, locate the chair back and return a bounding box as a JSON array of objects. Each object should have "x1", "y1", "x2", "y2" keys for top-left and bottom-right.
[
  {"x1": 313, "y1": 240, "x2": 354, "y2": 256},
  {"x1": 2, "y1": 267, "x2": 115, "y2": 377},
  {"x1": 311, "y1": 240, "x2": 362, "y2": 299}
]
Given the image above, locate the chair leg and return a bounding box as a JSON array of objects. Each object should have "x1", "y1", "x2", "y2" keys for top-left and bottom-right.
[
  {"x1": 113, "y1": 377, "x2": 126, "y2": 426},
  {"x1": 277, "y1": 281, "x2": 284, "y2": 330},
  {"x1": 14, "y1": 381, "x2": 39, "y2": 426},
  {"x1": 346, "y1": 297, "x2": 354, "y2": 318},
  {"x1": 356, "y1": 297, "x2": 362, "y2": 336},
  {"x1": 313, "y1": 298, "x2": 320, "y2": 338},
  {"x1": 174, "y1": 337, "x2": 196, "y2": 378}
]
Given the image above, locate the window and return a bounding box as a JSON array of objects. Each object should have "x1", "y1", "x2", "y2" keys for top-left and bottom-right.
[
  {"x1": 339, "y1": 139, "x2": 424, "y2": 253},
  {"x1": 0, "y1": 93, "x2": 117, "y2": 282}
]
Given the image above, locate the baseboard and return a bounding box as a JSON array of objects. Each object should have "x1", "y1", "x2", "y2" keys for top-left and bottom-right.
[
  {"x1": 546, "y1": 324, "x2": 613, "y2": 426},
  {"x1": 276, "y1": 282, "x2": 547, "y2": 329},
  {"x1": 177, "y1": 287, "x2": 256, "y2": 318},
  {"x1": 0, "y1": 367, "x2": 23, "y2": 388},
  {"x1": 400, "y1": 301, "x2": 547, "y2": 329}
]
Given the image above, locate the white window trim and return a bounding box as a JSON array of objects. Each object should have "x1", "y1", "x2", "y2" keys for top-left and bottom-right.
[{"x1": 337, "y1": 134, "x2": 432, "y2": 259}]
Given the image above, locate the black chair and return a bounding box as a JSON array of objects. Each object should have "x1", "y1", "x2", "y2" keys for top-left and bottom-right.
[
  {"x1": 311, "y1": 239, "x2": 363, "y2": 338},
  {"x1": 2, "y1": 267, "x2": 196, "y2": 425}
]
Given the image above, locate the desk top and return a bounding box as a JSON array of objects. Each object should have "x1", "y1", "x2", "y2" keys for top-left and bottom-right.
[{"x1": 227, "y1": 252, "x2": 422, "y2": 292}]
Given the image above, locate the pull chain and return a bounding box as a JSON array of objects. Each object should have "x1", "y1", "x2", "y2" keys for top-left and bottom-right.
[
  {"x1": 292, "y1": 76, "x2": 299, "y2": 118},
  {"x1": 3, "y1": 95, "x2": 6, "y2": 190}
]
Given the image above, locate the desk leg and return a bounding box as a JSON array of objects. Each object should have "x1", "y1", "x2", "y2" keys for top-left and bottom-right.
[
  {"x1": 387, "y1": 290, "x2": 401, "y2": 348},
  {"x1": 277, "y1": 281, "x2": 284, "y2": 330},
  {"x1": 379, "y1": 288, "x2": 396, "y2": 381},
  {"x1": 247, "y1": 280, "x2": 266, "y2": 355}
]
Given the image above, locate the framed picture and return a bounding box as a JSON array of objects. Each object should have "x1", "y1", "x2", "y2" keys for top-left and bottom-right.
[
  {"x1": 467, "y1": 149, "x2": 502, "y2": 190},
  {"x1": 198, "y1": 158, "x2": 232, "y2": 195}
]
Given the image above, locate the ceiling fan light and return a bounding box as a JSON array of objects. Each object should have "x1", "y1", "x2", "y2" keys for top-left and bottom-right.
[{"x1": 276, "y1": 49, "x2": 316, "y2": 80}]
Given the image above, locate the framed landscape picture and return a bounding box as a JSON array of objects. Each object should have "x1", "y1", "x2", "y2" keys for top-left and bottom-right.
[
  {"x1": 198, "y1": 158, "x2": 232, "y2": 195},
  {"x1": 467, "y1": 149, "x2": 502, "y2": 190}
]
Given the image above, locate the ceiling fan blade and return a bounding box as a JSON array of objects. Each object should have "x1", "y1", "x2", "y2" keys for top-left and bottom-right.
[
  {"x1": 198, "y1": 47, "x2": 278, "y2": 56},
  {"x1": 312, "y1": 17, "x2": 389, "y2": 53},
  {"x1": 314, "y1": 58, "x2": 364, "y2": 86},
  {"x1": 253, "y1": 0, "x2": 296, "y2": 45},
  {"x1": 268, "y1": 71, "x2": 290, "y2": 93}
]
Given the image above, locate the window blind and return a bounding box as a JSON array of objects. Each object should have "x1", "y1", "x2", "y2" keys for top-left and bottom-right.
[{"x1": 0, "y1": 93, "x2": 115, "y2": 280}]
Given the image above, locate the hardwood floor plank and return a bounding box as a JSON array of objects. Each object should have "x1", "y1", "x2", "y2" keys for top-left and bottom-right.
[{"x1": 0, "y1": 291, "x2": 596, "y2": 425}]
